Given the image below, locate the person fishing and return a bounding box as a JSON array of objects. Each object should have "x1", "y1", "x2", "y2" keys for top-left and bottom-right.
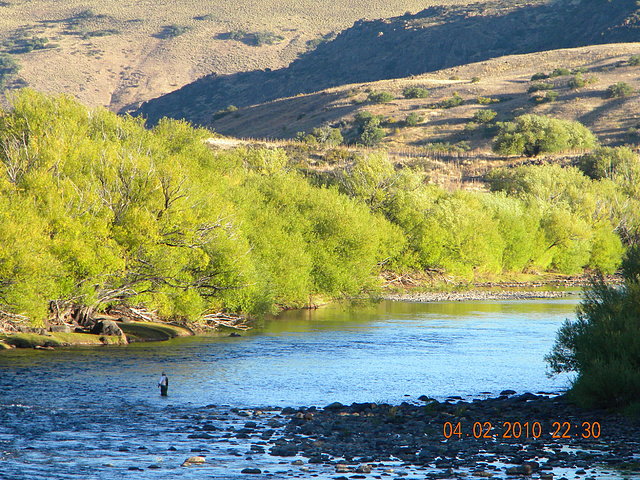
[{"x1": 158, "y1": 372, "x2": 169, "y2": 396}]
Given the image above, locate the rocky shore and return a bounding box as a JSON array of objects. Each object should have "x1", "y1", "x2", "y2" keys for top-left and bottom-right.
[
  {"x1": 181, "y1": 393, "x2": 640, "y2": 479},
  {"x1": 381, "y1": 290, "x2": 574, "y2": 302}
]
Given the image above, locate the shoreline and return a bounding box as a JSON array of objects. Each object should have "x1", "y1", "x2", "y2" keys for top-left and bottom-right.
[
  {"x1": 0, "y1": 276, "x2": 599, "y2": 350},
  {"x1": 174, "y1": 392, "x2": 640, "y2": 479}
]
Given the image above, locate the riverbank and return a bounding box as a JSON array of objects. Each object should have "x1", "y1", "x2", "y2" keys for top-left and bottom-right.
[{"x1": 180, "y1": 393, "x2": 639, "y2": 479}]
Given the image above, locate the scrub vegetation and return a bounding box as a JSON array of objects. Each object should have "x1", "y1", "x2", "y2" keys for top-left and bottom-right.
[{"x1": 0, "y1": 91, "x2": 636, "y2": 328}]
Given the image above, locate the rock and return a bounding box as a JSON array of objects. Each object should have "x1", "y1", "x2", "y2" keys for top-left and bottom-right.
[
  {"x1": 90, "y1": 319, "x2": 124, "y2": 337},
  {"x1": 229, "y1": 332, "x2": 242, "y2": 337},
  {"x1": 241, "y1": 467, "x2": 261, "y2": 474},
  {"x1": 49, "y1": 325, "x2": 71, "y2": 333},
  {"x1": 34, "y1": 345, "x2": 55, "y2": 351},
  {"x1": 506, "y1": 465, "x2": 533, "y2": 475},
  {"x1": 187, "y1": 433, "x2": 214, "y2": 439},
  {"x1": 0, "y1": 341, "x2": 14, "y2": 350},
  {"x1": 292, "y1": 460, "x2": 304, "y2": 465},
  {"x1": 500, "y1": 389, "x2": 517, "y2": 396},
  {"x1": 356, "y1": 464, "x2": 373, "y2": 473},
  {"x1": 336, "y1": 464, "x2": 352, "y2": 473},
  {"x1": 281, "y1": 407, "x2": 297, "y2": 415},
  {"x1": 181, "y1": 456, "x2": 206, "y2": 467},
  {"x1": 474, "y1": 472, "x2": 494, "y2": 478},
  {"x1": 324, "y1": 402, "x2": 344, "y2": 410}
]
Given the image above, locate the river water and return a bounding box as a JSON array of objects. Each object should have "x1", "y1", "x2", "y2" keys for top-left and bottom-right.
[{"x1": 0, "y1": 298, "x2": 580, "y2": 479}]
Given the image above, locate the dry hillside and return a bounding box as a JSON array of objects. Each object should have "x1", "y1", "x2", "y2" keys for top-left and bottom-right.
[
  {"x1": 0, "y1": 0, "x2": 489, "y2": 111},
  {"x1": 208, "y1": 43, "x2": 640, "y2": 149}
]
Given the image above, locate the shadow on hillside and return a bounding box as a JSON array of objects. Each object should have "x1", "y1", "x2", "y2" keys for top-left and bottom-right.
[{"x1": 134, "y1": 0, "x2": 640, "y2": 126}]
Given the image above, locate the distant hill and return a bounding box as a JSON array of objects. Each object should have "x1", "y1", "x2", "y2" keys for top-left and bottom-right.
[
  {"x1": 134, "y1": 0, "x2": 640, "y2": 126},
  {"x1": 205, "y1": 43, "x2": 640, "y2": 149},
  {"x1": 1, "y1": 0, "x2": 464, "y2": 111}
]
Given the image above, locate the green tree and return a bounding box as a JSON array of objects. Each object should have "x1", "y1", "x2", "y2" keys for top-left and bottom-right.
[
  {"x1": 546, "y1": 247, "x2": 640, "y2": 409},
  {"x1": 402, "y1": 86, "x2": 430, "y2": 99},
  {"x1": 492, "y1": 114, "x2": 598, "y2": 157},
  {"x1": 606, "y1": 82, "x2": 634, "y2": 98}
]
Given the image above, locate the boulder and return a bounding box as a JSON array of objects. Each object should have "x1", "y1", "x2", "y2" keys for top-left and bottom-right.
[
  {"x1": 181, "y1": 456, "x2": 206, "y2": 467},
  {"x1": 241, "y1": 468, "x2": 262, "y2": 474},
  {"x1": 49, "y1": 325, "x2": 71, "y2": 333},
  {"x1": 90, "y1": 319, "x2": 124, "y2": 337}
]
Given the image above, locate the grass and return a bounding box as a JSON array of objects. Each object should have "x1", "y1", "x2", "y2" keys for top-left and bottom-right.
[
  {"x1": 0, "y1": 332, "x2": 127, "y2": 348},
  {"x1": 0, "y1": 0, "x2": 479, "y2": 111},
  {"x1": 208, "y1": 43, "x2": 640, "y2": 151},
  {"x1": 118, "y1": 321, "x2": 192, "y2": 342}
]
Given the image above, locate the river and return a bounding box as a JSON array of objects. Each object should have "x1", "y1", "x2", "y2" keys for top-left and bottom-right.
[{"x1": 0, "y1": 298, "x2": 580, "y2": 479}]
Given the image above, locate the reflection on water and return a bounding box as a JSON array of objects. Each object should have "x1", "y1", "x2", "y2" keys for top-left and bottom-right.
[
  {"x1": 1, "y1": 299, "x2": 578, "y2": 408},
  {"x1": 0, "y1": 298, "x2": 580, "y2": 479}
]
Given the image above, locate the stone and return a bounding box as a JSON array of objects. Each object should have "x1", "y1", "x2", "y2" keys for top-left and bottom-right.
[
  {"x1": 356, "y1": 464, "x2": 373, "y2": 473},
  {"x1": 49, "y1": 325, "x2": 71, "y2": 333},
  {"x1": 505, "y1": 465, "x2": 533, "y2": 475},
  {"x1": 90, "y1": 319, "x2": 124, "y2": 337},
  {"x1": 181, "y1": 456, "x2": 206, "y2": 467},
  {"x1": 241, "y1": 467, "x2": 261, "y2": 474},
  {"x1": 500, "y1": 389, "x2": 517, "y2": 396},
  {"x1": 229, "y1": 332, "x2": 242, "y2": 337},
  {"x1": 336, "y1": 464, "x2": 352, "y2": 473},
  {"x1": 324, "y1": 402, "x2": 344, "y2": 410}
]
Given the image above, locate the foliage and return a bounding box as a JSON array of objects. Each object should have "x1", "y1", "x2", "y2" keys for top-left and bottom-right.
[
  {"x1": 438, "y1": 93, "x2": 463, "y2": 108},
  {"x1": 404, "y1": 112, "x2": 423, "y2": 127},
  {"x1": 213, "y1": 105, "x2": 238, "y2": 119},
  {"x1": 546, "y1": 247, "x2": 640, "y2": 409},
  {"x1": 628, "y1": 54, "x2": 640, "y2": 66},
  {"x1": 227, "y1": 30, "x2": 284, "y2": 46},
  {"x1": 156, "y1": 25, "x2": 191, "y2": 39},
  {"x1": 577, "y1": 146, "x2": 640, "y2": 196},
  {"x1": 492, "y1": 114, "x2": 598, "y2": 157},
  {"x1": 477, "y1": 96, "x2": 500, "y2": 105},
  {"x1": 550, "y1": 67, "x2": 571, "y2": 77},
  {"x1": 531, "y1": 90, "x2": 558, "y2": 103},
  {"x1": 350, "y1": 111, "x2": 386, "y2": 146},
  {"x1": 528, "y1": 82, "x2": 554, "y2": 93},
  {"x1": 296, "y1": 126, "x2": 343, "y2": 146},
  {"x1": 402, "y1": 86, "x2": 430, "y2": 99},
  {"x1": 606, "y1": 82, "x2": 634, "y2": 98},
  {"x1": 0, "y1": 91, "x2": 401, "y2": 323},
  {"x1": 0, "y1": 53, "x2": 20, "y2": 88},
  {"x1": 531, "y1": 72, "x2": 549, "y2": 81},
  {"x1": 368, "y1": 91, "x2": 395, "y2": 104},
  {"x1": 473, "y1": 109, "x2": 497, "y2": 124}
]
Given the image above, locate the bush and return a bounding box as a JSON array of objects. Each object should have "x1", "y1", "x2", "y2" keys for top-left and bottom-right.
[
  {"x1": 550, "y1": 67, "x2": 572, "y2": 77},
  {"x1": 438, "y1": 93, "x2": 463, "y2": 108},
  {"x1": 473, "y1": 109, "x2": 497, "y2": 124},
  {"x1": 351, "y1": 111, "x2": 386, "y2": 146},
  {"x1": 546, "y1": 248, "x2": 640, "y2": 409},
  {"x1": 492, "y1": 114, "x2": 598, "y2": 157},
  {"x1": 0, "y1": 53, "x2": 20, "y2": 88},
  {"x1": 606, "y1": 82, "x2": 634, "y2": 98},
  {"x1": 296, "y1": 126, "x2": 343, "y2": 146},
  {"x1": 402, "y1": 86, "x2": 430, "y2": 99},
  {"x1": 629, "y1": 54, "x2": 640, "y2": 66},
  {"x1": 213, "y1": 105, "x2": 238, "y2": 119},
  {"x1": 528, "y1": 82, "x2": 554, "y2": 93},
  {"x1": 404, "y1": 112, "x2": 424, "y2": 126},
  {"x1": 470, "y1": 76, "x2": 481, "y2": 83},
  {"x1": 477, "y1": 96, "x2": 500, "y2": 105},
  {"x1": 368, "y1": 91, "x2": 395, "y2": 103},
  {"x1": 156, "y1": 25, "x2": 191, "y2": 39},
  {"x1": 531, "y1": 72, "x2": 549, "y2": 81},
  {"x1": 531, "y1": 90, "x2": 559, "y2": 103}
]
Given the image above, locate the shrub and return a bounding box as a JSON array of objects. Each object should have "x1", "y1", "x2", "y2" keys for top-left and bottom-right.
[
  {"x1": 296, "y1": 126, "x2": 343, "y2": 146},
  {"x1": 473, "y1": 109, "x2": 497, "y2": 124},
  {"x1": 0, "y1": 53, "x2": 20, "y2": 88},
  {"x1": 470, "y1": 76, "x2": 481, "y2": 83},
  {"x1": 629, "y1": 54, "x2": 640, "y2": 66},
  {"x1": 531, "y1": 72, "x2": 549, "y2": 81},
  {"x1": 606, "y1": 82, "x2": 634, "y2": 98},
  {"x1": 405, "y1": 112, "x2": 424, "y2": 126},
  {"x1": 568, "y1": 74, "x2": 586, "y2": 89},
  {"x1": 351, "y1": 111, "x2": 386, "y2": 146},
  {"x1": 402, "y1": 86, "x2": 430, "y2": 99},
  {"x1": 546, "y1": 247, "x2": 640, "y2": 410},
  {"x1": 492, "y1": 114, "x2": 598, "y2": 157},
  {"x1": 438, "y1": 93, "x2": 463, "y2": 108},
  {"x1": 213, "y1": 105, "x2": 238, "y2": 119},
  {"x1": 477, "y1": 96, "x2": 500, "y2": 105},
  {"x1": 156, "y1": 25, "x2": 191, "y2": 39},
  {"x1": 531, "y1": 90, "x2": 559, "y2": 103},
  {"x1": 368, "y1": 91, "x2": 395, "y2": 103},
  {"x1": 550, "y1": 67, "x2": 572, "y2": 77},
  {"x1": 528, "y1": 82, "x2": 554, "y2": 93}
]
